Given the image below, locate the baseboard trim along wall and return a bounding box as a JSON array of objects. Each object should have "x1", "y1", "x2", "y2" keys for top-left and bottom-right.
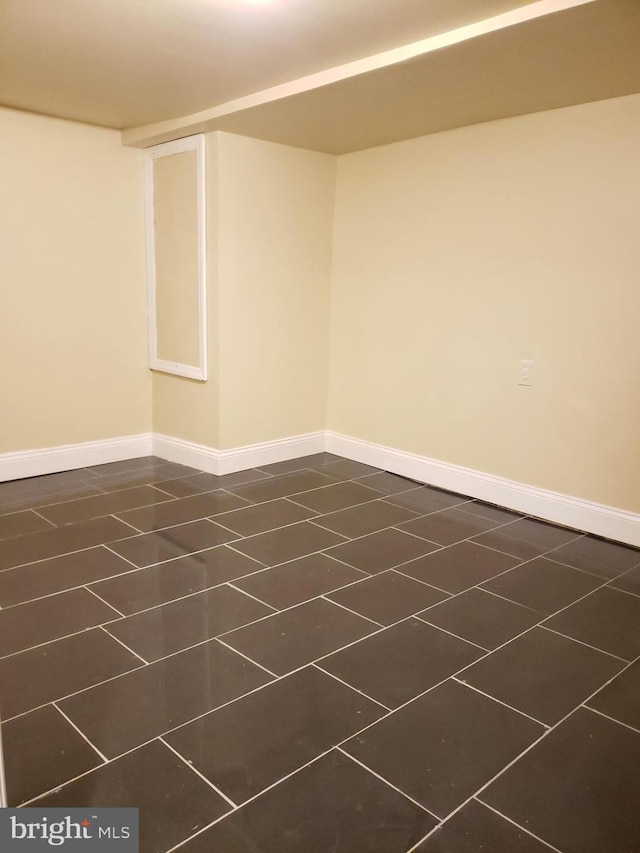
[
  {"x1": 152, "y1": 431, "x2": 326, "y2": 476},
  {"x1": 1, "y1": 430, "x2": 638, "y2": 548},
  {"x1": 325, "y1": 431, "x2": 640, "y2": 548},
  {"x1": 0, "y1": 434, "x2": 153, "y2": 483}
]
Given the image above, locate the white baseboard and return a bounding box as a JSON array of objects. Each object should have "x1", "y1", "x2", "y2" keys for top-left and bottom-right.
[
  {"x1": 2, "y1": 428, "x2": 638, "y2": 548},
  {"x1": 0, "y1": 434, "x2": 153, "y2": 483},
  {"x1": 152, "y1": 431, "x2": 325, "y2": 476},
  {"x1": 326, "y1": 431, "x2": 640, "y2": 548}
]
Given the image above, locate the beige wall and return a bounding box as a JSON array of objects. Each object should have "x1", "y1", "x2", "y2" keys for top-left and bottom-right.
[
  {"x1": 328, "y1": 94, "x2": 640, "y2": 512},
  {"x1": 0, "y1": 107, "x2": 151, "y2": 453},
  {"x1": 216, "y1": 132, "x2": 336, "y2": 449}
]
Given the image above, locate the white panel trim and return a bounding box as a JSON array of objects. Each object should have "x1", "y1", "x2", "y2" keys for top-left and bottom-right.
[
  {"x1": 145, "y1": 133, "x2": 208, "y2": 382},
  {"x1": 325, "y1": 431, "x2": 640, "y2": 548},
  {"x1": 0, "y1": 435, "x2": 153, "y2": 483},
  {"x1": 152, "y1": 432, "x2": 326, "y2": 476}
]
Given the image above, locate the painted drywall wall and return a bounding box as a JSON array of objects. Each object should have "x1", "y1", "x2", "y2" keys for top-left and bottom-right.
[
  {"x1": 215, "y1": 132, "x2": 336, "y2": 449},
  {"x1": 152, "y1": 134, "x2": 219, "y2": 447},
  {"x1": 328, "y1": 94, "x2": 640, "y2": 512},
  {"x1": 0, "y1": 108, "x2": 151, "y2": 453}
]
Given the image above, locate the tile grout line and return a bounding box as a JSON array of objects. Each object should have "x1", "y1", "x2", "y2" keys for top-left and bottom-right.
[
  {"x1": 19, "y1": 761, "x2": 112, "y2": 808},
  {"x1": 99, "y1": 626, "x2": 149, "y2": 665},
  {"x1": 102, "y1": 543, "x2": 151, "y2": 571},
  {"x1": 214, "y1": 637, "x2": 279, "y2": 679},
  {"x1": 335, "y1": 746, "x2": 440, "y2": 819},
  {"x1": 0, "y1": 541, "x2": 140, "y2": 577},
  {"x1": 225, "y1": 582, "x2": 277, "y2": 613},
  {"x1": 482, "y1": 808, "x2": 565, "y2": 852},
  {"x1": 109, "y1": 515, "x2": 145, "y2": 535},
  {"x1": 312, "y1": 664, "x2": 392, "y2": 712},
  {"x1": 159, "y1": 737, "x2": 239, "y2": 809},
  {"x1": 319, "y1": 594, "x2": 384, "y2": 628},
  {"x1": 468, "y1": 654, "x2": 640, "y2": 815},
  {"x1": 414, "y1": 615, "x2": 489, "y2": 652},
  {"x1": 162, "y1": 749, "x2": 338, "y2": 853},
  {"x1": 30, "y1": 490, "x2": 181, "y2": 527},
  {"x1": 29, "y1": 508, "x2": 58, "y2": 529},
  {"x1": 0, "y1": 559, "x2": 148, "y2": 609},
  {"x1": 451, "y1": 677, "x2": 550, "y2": 729},
  {"x1": 602, "y1": 581, "x2": 640, "y2": 600},
  {"x1": 538, "y1": 623, "x2": 630, "y2": 662},
  {"x1": 580, "y1": 703, "x2": 640, "y2": 736},
  {"x1": 52, "y1": 703, "x2": 110, "y2": 764},
  {"x1": 461, "y1": 800, "x2": 564, "y2": 853},
  {"x1": 83, "y1": 585, "x2": 126, "y2": 619}
]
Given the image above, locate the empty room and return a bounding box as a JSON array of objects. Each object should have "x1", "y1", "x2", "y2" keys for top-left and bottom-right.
[{"x1": 1, "y1": 0, "x2": 639, "y2": 851}]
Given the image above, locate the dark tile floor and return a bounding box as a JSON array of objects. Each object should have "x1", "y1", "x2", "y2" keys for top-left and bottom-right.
[{"x1": 1, "y1": 454, "x2": 639, "y2": 853}]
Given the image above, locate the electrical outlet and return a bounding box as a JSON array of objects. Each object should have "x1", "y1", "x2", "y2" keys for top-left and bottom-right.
[{"x1": 519, "y1": 359, "x2": 534, "y2": 386}]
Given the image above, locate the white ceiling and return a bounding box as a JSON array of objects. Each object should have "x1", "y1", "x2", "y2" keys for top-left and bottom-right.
[{"x1": 1, "y1": 0, "x2": 639, "y2": 152}]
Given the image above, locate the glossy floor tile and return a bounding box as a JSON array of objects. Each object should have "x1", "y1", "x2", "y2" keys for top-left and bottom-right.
[
  {"x1": 2, "y1": 455, "x2": 638, "y2": 853},
  {"x1": 0, "y1": 515, "x2": 134, "y2": 571},
  {"x1": 385, "y1": 485, "x2": 470, "y2": 514},
  {"x1": 312, "y1": 500, "x2": 420, "y2": 538},
  {"x1": 419, "y1": 587, "x2": 542, "y2": 650},
  {"x1": 0, "y1": 509, "x2": 53, "y2": 541},
  {"x1": 326, "y1": 527, "x2": 440, "y2": 573},
  {"x1": 322, "y1": 618, "x2": 483, "y2": 709},
  {"x1": 459, "y1": 626, "x2": 624, "y2": 724},
  {"x1": 165, "y1": 665, "x2": 385, "y2": 804},
  {"x1": 355, "y1": 471, "x2": 423, "y2": 495},
  {"x1": 0, "y1": 546, "x2": 135, "y2": 607},
  {"x1": 546, "y1": 533, "x2": 640, "y2": 578},
  {"x1": 471, "y1": 517, "x2": 579, "y2": 560},
  {"x1": 214, "y1": 497, "x2": 318, "y2": 536},
  {"x1": 229, "y1": 520, "x2": 345, "y2": 566},
  {"x1": 2, "y1": 704, "x2": 103, "y2": 805},
  {"x1": 59, "y1": 639, "x2": 272, "y2": 757},
  {"x1": 586, "y1": 659, "x2": 640, "y2": 730},
  {"x1": 106, "y1": 585, "x2": 274, "y2": 661},
  {"x1": 176, "y1": 750, "x2": 436, "y2": 853},
  {"x1": 327, "y1": 569, "x2": 449, "y2": 626},
  {"x1": 399, "y1": 541, "x2": 520, "y2": 593},
  {"x1": 36, "y1": 485, "x2": 173, "y2": 526},
  {"x1": 0, "y1": 587, "x2": 120, "y2": 657},
  {"x1": 222, "y1": 597, "x2": 378, "y2": 675},
  {"x1": 398, "y1": 507, "x2": 501, "y2": 546},
  {"x1": 291, "y1": 480, "x2": 384, "y2": 513},
  {"x1": 90, "y1": 545, "x2": 264, "y2": 614},
  {"x1": 481, "y1": 556, "x2": 603, "y2": 614},
  {"x1": 107, "y1": 519, "x2": 239, "y2": 567},
  {"x1": 117, "y1": 490, "x2": 250, "y2": 533},
  {"x1": 543, "y1": 586, "x2": 640, "y2": 659},
  {"x1": 36, "y1": 740, "x2": 231, "y2": 853},
  {"x1": 481, "y1": 707, "x2": 640, "y2": 853},
  {"x1": 228, "y1": 470, "x2": 337, "y2": 503},
  {"x1": 344, "y1": 679, "x2": 543, "y2": 817},
  {"x1": 415, "y1": 798, "x2": 555, "y2": 852},
  {"x1": 611, "y1": 564, "x2": 640, "y2": 596},
  {"x1": 0, "y1": 628, "x2": 141, "y2": 719},
  {"x1": 232, "y1": 552, "x2": 364, "y2": 609}
]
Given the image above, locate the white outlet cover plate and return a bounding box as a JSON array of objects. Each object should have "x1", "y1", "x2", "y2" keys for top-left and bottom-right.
[{"x1": 519, "y1": 359, "x2": 534, "y2": 386}]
